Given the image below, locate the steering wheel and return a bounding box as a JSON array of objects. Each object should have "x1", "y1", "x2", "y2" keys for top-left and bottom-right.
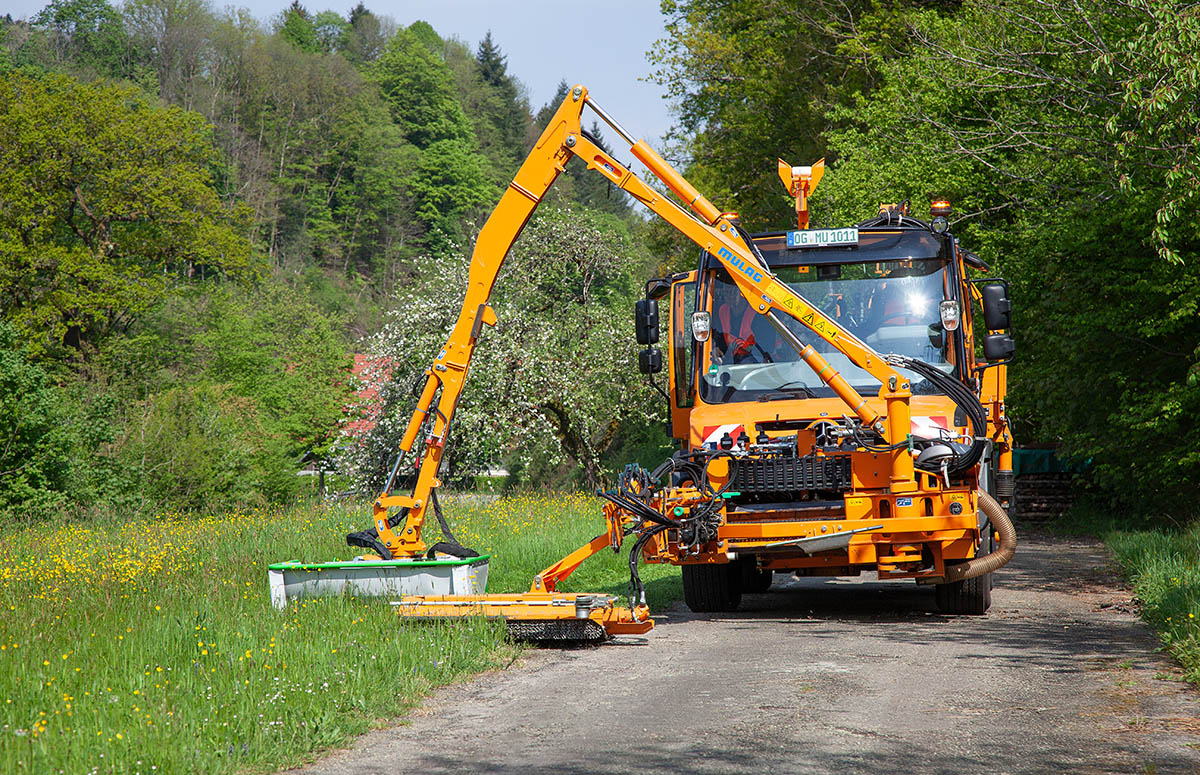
[{"x1": 738, "y1": 364, "x2": 789, "y2": 390}]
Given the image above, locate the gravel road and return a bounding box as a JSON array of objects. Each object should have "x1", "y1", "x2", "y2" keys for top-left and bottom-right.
[{"x1": 295, "y1": 533, "x2": 1200, "y2": 775}]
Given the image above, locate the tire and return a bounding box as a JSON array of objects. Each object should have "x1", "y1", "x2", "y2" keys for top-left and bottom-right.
[
  {"x1": 981, "y1": 521, "x2": 997, "y2": 591},
  {"x1": 934, "y1": 568, "x2": 992, "y2": 614},
  {"x1": 683, "y1": 562, "x2": 742, "y2": 612},
  {"x1": 740, "y1": 558, "x2": 773, "y2": 593}
]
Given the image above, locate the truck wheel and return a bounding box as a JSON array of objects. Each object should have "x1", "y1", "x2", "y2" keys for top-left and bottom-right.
[
  {"x1": 739, "y1": 559, "x2": 773, "y2": 593},
  {"x1": 934, "y1": 570, "x2": 992, "y2": 615},
  {"x1": 683, "y1": 562, "x2": 742, "y2": 612},
  {"x1": 982, "y1": 522, "x2": 997, "y2": 591}
]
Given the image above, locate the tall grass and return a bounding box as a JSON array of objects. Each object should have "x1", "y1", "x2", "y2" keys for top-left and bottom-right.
[
  {"x1": 1104, "y1": 523, "x2": 1200, "y2": 684},
  {"x1": 0, "y1": 493, "x2": 679, "y2": 774}
]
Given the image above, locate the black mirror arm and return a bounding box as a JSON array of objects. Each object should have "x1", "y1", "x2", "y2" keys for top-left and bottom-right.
[
  {"x1": 647, "y1": 370, "x2": 670, "y2": 401},
  {"x1": 974, "y1": 357, "x2": 1014, "y2": 378}
]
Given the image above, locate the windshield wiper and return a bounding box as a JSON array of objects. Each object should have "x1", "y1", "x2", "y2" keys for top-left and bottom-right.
[{"x1": 757, "y1": 386, "x2": 815, "y2": 401}]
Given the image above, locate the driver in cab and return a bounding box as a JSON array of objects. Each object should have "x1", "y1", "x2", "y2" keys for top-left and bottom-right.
[{"x1": 712, "y1": 293, "x2": 786, "y2": 365}]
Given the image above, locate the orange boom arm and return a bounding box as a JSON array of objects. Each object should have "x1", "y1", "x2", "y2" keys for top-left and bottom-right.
[{"x1": 369, "y1": 85, "x2": 915, "y2": 560}]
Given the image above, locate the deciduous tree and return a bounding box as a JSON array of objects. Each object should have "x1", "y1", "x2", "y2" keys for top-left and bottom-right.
[
  {"x1": 32, "y1": 0, "x2": 129, "y2": 77},
  {"x1": 815, "y1": 0, "x2": 1200, "y2": 503},
  {"x1": 0, "y1": 72, "x2": 256, "y2": 357},
  {"x1": 649, "y1": 0, "x2": 957, "y2": 229}
]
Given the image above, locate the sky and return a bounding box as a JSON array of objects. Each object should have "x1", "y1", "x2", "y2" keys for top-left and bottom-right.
[{"x1": 6, "y1": 0, "x2": 677, "y2": 148}]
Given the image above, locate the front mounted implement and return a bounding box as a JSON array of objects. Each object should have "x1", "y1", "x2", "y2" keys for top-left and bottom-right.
[{"x1": 272, "y1": 506, "x2": 654, "y2": 642}]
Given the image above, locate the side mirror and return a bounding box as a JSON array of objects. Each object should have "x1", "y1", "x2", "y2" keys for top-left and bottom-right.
[
  {"x1": 645, "y1": 277, "x2": 672, "y2": 300},
  {"x1": 639, "y1": 347, "x2": 663, "y2": 374},
  {"x1": 980, "y1": 283, "x2": 1011, "y2": 331},
  {"x1": 983, "y1": 333, "x2": 1015, "y2": 362},
  {"x1": 635, "y1": 299, "x2": 659, "y2": 345},
  {"x1": 927, "y1": 322, "x2": 944, "y2": 350}
]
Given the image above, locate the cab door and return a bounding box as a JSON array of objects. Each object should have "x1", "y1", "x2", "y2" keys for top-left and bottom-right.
[{"x1": 668, "y1": 272, "x2": 697, "y2": 442}]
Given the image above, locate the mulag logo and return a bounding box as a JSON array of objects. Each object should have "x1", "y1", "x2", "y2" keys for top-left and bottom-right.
[{"x1": 717, "y1": 247, "x2": 763, "y2": 283}]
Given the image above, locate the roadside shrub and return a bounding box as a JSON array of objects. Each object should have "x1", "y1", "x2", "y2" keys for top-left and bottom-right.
[
  {"x1": 0, "y1": 322, "x2": 71, "y2": 521},
  {"x1": 113, "y1": 382, "x2": 301, "y2": 511}
]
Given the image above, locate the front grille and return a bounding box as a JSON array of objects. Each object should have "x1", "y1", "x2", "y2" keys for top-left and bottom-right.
[{"x1": 732, "y1": 454, "x2": 853, "y2": 496}]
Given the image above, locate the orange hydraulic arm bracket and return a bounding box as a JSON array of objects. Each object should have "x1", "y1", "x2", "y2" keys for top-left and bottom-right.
[
  {"x1": 778, "y1": 158, "x2": 825, "y2": 230},
  {"x1": 373, "y1": 85, "x2": 919, "y2": 560},
  {"x1": 529, "y1": 532, "x2": 615, "y2": 593}
]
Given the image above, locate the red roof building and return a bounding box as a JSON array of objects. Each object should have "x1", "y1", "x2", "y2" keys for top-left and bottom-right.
[{"x1": 344, "y1": 353, "x2": 393, "y2": 440}]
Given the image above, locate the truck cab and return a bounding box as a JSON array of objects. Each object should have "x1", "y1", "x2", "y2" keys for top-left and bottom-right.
[{"x1": 642, "y1": 209, "x2": 1016, "y2": 614}]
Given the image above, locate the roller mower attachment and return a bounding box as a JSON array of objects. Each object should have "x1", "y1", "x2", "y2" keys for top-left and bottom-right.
[{"x1": 391, "y1": 592, "x2": 653, "y2": 642}]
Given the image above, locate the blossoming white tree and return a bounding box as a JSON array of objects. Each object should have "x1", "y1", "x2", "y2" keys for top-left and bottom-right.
[{"x1": 341, "y1": 206, "x2": 665, "y2": 492}]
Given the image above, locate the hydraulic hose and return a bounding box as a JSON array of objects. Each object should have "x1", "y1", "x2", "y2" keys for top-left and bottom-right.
[
  {"x1": 627, "y1": 523, "x2": 671, "y2": 607},
  {"x1": 943, "y1": 490, "x2": 1016, "y2": 582},
  {"x1": 886, "y1": 354, "x2": 987, "y2": 473}
]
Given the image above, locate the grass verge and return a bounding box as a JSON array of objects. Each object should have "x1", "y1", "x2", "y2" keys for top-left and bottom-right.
[
  {"x1": 0, "y1": 493, "x2": 679, "y2": 774},
  {"x1": 1053, "y1": 507, "x2": 1200, "y2": 686}
]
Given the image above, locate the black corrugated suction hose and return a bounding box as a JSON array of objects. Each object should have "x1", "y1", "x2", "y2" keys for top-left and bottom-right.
[{"x1": 944, "y1": 490, "x2": 1017, "y2": 582}]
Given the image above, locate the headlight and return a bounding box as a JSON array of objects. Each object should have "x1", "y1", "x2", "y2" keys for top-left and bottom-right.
[
  {"x1": 939, "y1": 300, "x2": 961, "y2": 331},
  {"x1": 691, "y1": 311, "x2": 711, "y2": 341},
  {"x1": 931, "y1": 215, "x2": 949, "y2": 233}
]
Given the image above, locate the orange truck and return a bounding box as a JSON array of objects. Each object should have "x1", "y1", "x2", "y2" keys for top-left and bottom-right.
[
  {"x1": 271, "y1": 84, "x2": 1016, "y2": 640},
  {"x1": 636, "y1": 189, "x2": 1017, "y2": 615}
]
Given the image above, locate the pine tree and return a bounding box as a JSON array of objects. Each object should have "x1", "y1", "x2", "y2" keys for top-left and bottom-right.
[
  {"x1": 475, "y1": 31, "x2": 507, "y2": 87},
  {"x1": 342, "y1": 2, "x2": 386, "y2": 65},
  {"x1": 474, "y1": 31, "x2": 528, "y2": 167}
]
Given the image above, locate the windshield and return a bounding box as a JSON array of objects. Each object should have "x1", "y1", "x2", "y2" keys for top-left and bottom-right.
[{"x1": 700, "y1": 259, "x2": 953, "y2": 404}]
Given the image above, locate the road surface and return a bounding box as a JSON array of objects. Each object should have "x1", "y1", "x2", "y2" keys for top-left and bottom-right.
[{"x1": 295, "y1": 533, "x2": 1200, "y2": 774}]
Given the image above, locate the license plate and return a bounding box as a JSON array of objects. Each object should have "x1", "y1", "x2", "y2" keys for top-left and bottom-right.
[{"x1": 787, "y1": 227, "x2": 859, "y2": 248}]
